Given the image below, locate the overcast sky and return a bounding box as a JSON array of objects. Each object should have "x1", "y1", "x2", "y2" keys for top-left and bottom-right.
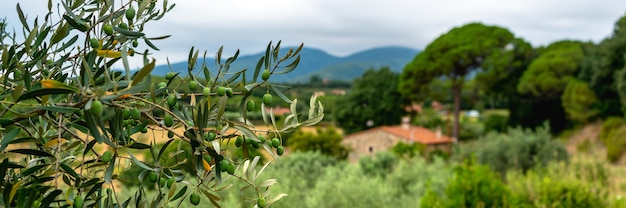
[{"x1": 3, "y1": 0, "x2": 626, "y2": 68}]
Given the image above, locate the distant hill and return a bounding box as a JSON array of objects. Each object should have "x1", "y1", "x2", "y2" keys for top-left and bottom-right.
[{"x1": 151, "y1": 46, "x2": 419, "y2": 83}]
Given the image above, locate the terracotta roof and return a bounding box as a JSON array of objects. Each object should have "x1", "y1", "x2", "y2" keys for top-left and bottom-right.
[{"x1": 345, "y1": 125, "x2": 453, "y2": 145}]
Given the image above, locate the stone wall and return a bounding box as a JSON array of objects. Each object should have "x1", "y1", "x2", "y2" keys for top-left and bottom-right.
[{"x1": 342, "y1": 129, "x2": 405, "y2": 162}]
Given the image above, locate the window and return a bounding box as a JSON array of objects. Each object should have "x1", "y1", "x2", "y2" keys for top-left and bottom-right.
[{"x1": 369, "y1": 146, "x2": 373, "y2": 153}]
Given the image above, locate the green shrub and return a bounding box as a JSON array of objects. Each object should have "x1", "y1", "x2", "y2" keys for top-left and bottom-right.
[
  {"x1": 508, "y1": 162, "x2": 607, "y2": 208},
  {"x1": 483, "y1": 113, "x2": 509, "y2": 133},
  {"x1": 421, "y1": 160, "x2": 510, "y2": 208},
  {"x1": 600, "y1": 117, "x2": 626, "y2": 162},
  {"x1": 600, "y1": 117, "x2": 624, "y2": 142},
  {"x1": 388, "y1": 157, "x2": 452, "y2": 206},
  {"x1": 414, "y1": 108, "x2": 445, "y2": 129},
  {"x1": 576, "y1": 139, "x2": 593, "y2": 153},
  {"x1": 458, "y1": 121, "x2": 484, "y2": 141},
  {"x1": 305, "y1": 165, "x2": 397, "y2": 208},
  {"x1": 288, "y1": 127, "x2": 350, "y2": 159},
  {"x1": 459, "y1": 124, "x2": 568, "y2": 176},
  {"x1": 391, "y1": 142, "x2": 426, "y2": 159},
  {"x1": 358, "y1": 151, "x2": 399, "y2": 178},
  {"x1": 222, "y1": 151, "x2": 453, "y2": 208},
  {"x1": 605, "y1": 126, "x2": 626, "y2": 162}
]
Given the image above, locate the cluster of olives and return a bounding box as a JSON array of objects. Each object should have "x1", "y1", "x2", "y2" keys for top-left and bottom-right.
[
  {"x1": 235, "y1": 135, "x2": 284, "y2": 156},
  {"x1": 88, "y1": 5, "x2": 140, "y2": 56}
]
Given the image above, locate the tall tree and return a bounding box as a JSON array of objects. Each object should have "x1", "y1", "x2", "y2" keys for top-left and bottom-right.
[
  {"x1": 335, "y1": 67, "x2": 404, "y2": 134},
  {"x1": 399, "y1": 23, "x2": 516, "y2": 140},
  {"x1": 474, "y1": 38, "x2": 536, "y2": 128},
  {"x1": 516, "y1": 40, "x2": 587, "y2": 131},
  {"x1": 517, "y1": 40, "x2": 585, "y2": 97},
  {"x1": 580, "y1": 14, "x2": 626, "y2": 117}
]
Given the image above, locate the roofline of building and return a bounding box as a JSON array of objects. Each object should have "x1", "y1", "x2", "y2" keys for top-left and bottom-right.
[{"x1": 343, "y1": 125, "x2": 454, "y2": 144}]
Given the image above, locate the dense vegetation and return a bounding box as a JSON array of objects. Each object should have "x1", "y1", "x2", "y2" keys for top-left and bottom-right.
[
  {"x1": 3, "y1": 0, "x2": 626, "y2": 207},
  {"x1": 0, "y1": 0, "x2": 323, "y2": 207}
]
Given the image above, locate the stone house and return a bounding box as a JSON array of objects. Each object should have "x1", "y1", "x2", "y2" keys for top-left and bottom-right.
[{"x1": 342, "y1": 119, "x2": 453, "y2": 162}]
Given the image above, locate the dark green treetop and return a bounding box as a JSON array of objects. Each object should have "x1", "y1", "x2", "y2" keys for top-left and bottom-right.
[{"x1": 399, "y1": 22, "x2": 517, "y2": 139}]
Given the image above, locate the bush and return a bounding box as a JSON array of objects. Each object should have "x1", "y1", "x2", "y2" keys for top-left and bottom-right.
[
  {"x1": 414, "y1": 108, "x2": 446, "y2": 129},
  {"x1": 388, "y1": 157, "x2": 452, "y2": 206},
  {"x1": 358, "y1": 151, "x2": 399, "y2": 178},
  {"x1": 605, "y1": 126, "x2": 626, "y2": 163},
  {"x1": 483, "y1": 113, "x2": 509, "y2": 133},
  {"x1": 391, "y1": 142, "x2": 426, "y2": 159},
  {"x1": 600, "y1": 117, "x2": 624, "y2": 142},
  {"x1": 222, "y1": 151, "x2": 453, "y2": 208},
  {"x1": 288, "y1": 127, "x2": 350, "y2": 159},
  {"x1": 508, "y1": 162, "x2": 608, "y2": 208},
  {"x1": 458, "y1": 120, "x2": 484, "y2": 141},
  {"x1": 599, "y1": 117, "x2": 626, "y2": 162},
  {"x1": 458, "y1": 124, "x2": 568, "y2": 176},
  {"x1": 421, "y1": 160, "x2": 510, "y2": 208}
]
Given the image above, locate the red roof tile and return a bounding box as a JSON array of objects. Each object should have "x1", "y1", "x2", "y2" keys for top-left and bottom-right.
[{"x1": 345, "y1": 125, "x2": 453, "y2": 145}]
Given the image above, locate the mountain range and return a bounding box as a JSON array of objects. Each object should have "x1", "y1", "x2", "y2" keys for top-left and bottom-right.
[{"x1": 151, "y1": 46, "x2": 420, "y2": 83}]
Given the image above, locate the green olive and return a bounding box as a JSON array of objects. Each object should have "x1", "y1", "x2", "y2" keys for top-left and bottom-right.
[
  {"x1": 101, "y1": 151, "x2": 113, "y2": 163},
  {"x1": 165, "y1": 72, "x2": 176, "y2": 80},
  {"x1": 90, "y1": 38, "x2": 100, "y2": 49},
  {"x1": 89, "y1": 100, "x2": 103, "y2": 117},
  {"x1": 189, "y1": 193, "x2": 200, "y2": 205},
  {"x1": 123, "y1": 108, "x2": 131, "y2": 119},
  {"x1": 263, "y1": 93, "x2": 272, "y2": 106},
  {"x1": 235, "y1": 136, "x2": 243, "y2": 147},
  {"x1": 166, "y1": 177, "x2": 175, "y2": 188},
  {"x1": 164, "y1": 115, "x2": 174, "y2": 127},
  {"x1": 277, "y1": 146, "x2": 284, "y2": 156},
  {"x1": 271, "y1": 138, "x2": 280, "y2": 148},
  {"x1": 246, "y1": 100, "x2": 255, "y2": 111},
  {"x1": 125, "y1": 7, "x2": 136, "y2": 20},
  {"x1": 73, "y1": 195, "x2": 83, "y2": 208},
  {"x1": 159, "y1": 177, "x2": 166, "y2": 187},
  {"x1": 203, "y1": 87, "x2": 211, "y2": 97},
  {"x1": 118, "y1": 22, "x2": 128, "y2": 30},
  {"x1": 225, "y1": 88, "x2": 233, "y2": 97},
  {"x1": 217, "y1": 87, "x2": 226, "y2": 96},
  {"x1": 148, "y1": 172, "x2": 158, "y2": 183},
  {"x1": 262, "y1": 69, "x2": 271, "y2": 81},
  {"x1": 157, "y1": 82, "x2": 167, "y2": 89},
  {"x1": 189, "y1": 81, "x2": 198, "y2": 91},
  {"x1": 103, "y1": 24, "x2": 114, "y2": 35},
  {"x1": 131, "y1": 108, "x2": 141, "y2": 120},
  {"x1": 219, "y1": 160, "x2": 230, "y2": 171},
  {"x1": 257, "y1": 197, "x2": 267, "y2": 208},
  {"x1": 167, "y1": 94, "x2": 177, "y2": 107},
  {"x1": 226, "y1": 163, "x2": 235, "y2": 175}
]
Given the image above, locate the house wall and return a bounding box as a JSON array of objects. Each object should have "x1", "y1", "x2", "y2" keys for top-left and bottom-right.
[{"x1": 342, "y1": 130, "x2": 405, "y2": 162}]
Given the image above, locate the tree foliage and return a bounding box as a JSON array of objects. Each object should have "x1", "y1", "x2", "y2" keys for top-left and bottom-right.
[
  {"x1": 518, "y1": 40, "x2": 585, "y2": 97},
  {"x1": 514, "y1": 40, "x2": 588, "y2": 132},
  {"x1": 459, "y1": 125, "x2": 568, "y2": 176},
  {"x1": 400, "y1": 22, "x2": 517, "y2": 139},
  {"x1": 561, "y1": 78, "x2": 600, "y2": 124},
  {"x1": 288, "y1": 127, "x2": 349, "y2": 160},
  {"x1": 334, "y1": 67, "x2": 404, "y2": 134},
  {"x1": 581, "y1": 14, "x2": 626, "y2": 117},
  {"x1": 0, "y1": 1, "x2": 323, "y2": 207}
]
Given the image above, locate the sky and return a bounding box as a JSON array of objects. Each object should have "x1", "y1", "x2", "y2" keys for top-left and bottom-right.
[{"x1": 3, "y1": 0, "x2": 626, "y2": 68}]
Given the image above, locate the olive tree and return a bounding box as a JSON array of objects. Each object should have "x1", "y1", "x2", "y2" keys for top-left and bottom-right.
[{"x1": 0, "y1": 1, "x2": 323, "y2": 207}]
